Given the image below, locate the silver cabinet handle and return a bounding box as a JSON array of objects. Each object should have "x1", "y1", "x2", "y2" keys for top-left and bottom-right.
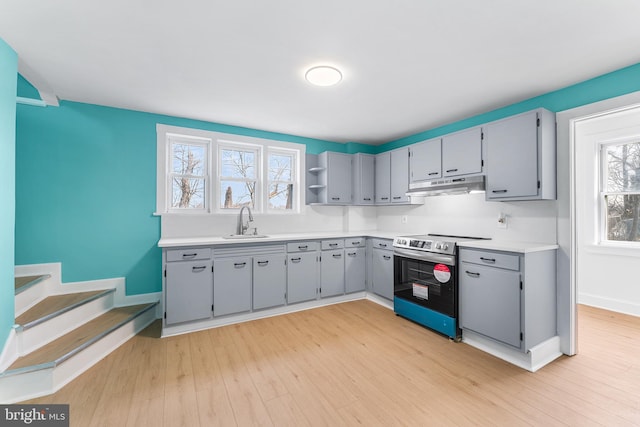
[
  {"x1": 298, "y1": 245, "x2": 308, "y2": 250},
  {"x1": 332, "y1": 253, "x2": 342, "y2": 258},
  {"x1": 329, "y1": 243, "x2": 338, "y2": 247},
  {"x1": 492, "y1": 189, "x2": 508, "y2": 193},
  {"x1": 381, "y1": 197, "x2": 389, "y2": 200},
  {"x1": 393, "y1": 196, "x2": 402, "y2": 200},
  {"x1": 351, "y1": 241, "x2": 361, "y2": 245},
  {"x1": 446, "y1": 168, "x2": 458, "y2": 173},
  {"x1": 480, "y1": 257, "x2": 496, "y2": 263},
  {"x1": 383, "y1": 255, "x2": 391, "y2": 260},
  {"x1": 234, "y1": 262, "x2": 247, "y2": 268},
  {"x1": 465, "y1": 271, "x2": 480, "y2": 277},
  {"x1": 428, "y1": 172, "x2": 439, "y2": 176},
  {"x1": 183, "y1": 253, "x2": 197, "y2": 258},
  {"x1": 379, "y1": 243, "x2": 387, "y2": 248},
  {"x1": 331, "y1": 197, "x2": 340, "y2": 201},
  {"x1": 363, "y1": 198, "x2": 371, "y2": 201},
  {"x1": 192, "y1": 266, "x2": 207, "y2": 272},
  {"x1": 290, "y1": 257, "x2": 301, "y2": 263},
  {"x1": 257, "y1": 260, "x2": 269, "y2": 266},
  {"x1": 347, "y1": 252, "x2": 357, "y2": 257}
]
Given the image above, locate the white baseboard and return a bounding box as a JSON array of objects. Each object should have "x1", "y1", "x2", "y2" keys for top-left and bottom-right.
[
  {"x1": 365, "y1": 293, "x2": 393, "y2": 310},
  {"x1": 462, "y1": 329, "x2": 562, "y2": 372},
  {"x1": 578, "y1": 292, "x2": 640, "y2": 317},
  {"x1": 0, "y1": 328, "x2": 18, "y2": 373}
]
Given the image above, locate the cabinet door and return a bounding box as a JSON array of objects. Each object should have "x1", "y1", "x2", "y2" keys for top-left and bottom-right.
[
  {"x1": 213, "y1": 257, "x2": 252, "y2": 317},
  {"x1": 375, "y1": 152, "x2": 391, "y2": 204},
  {"x1": 459, "y1": 262, "x2": 521, "y2": 348},
  {"x1": 485, "y1": 111, "x2": 538, "y2": 199},
  {"x1": 372, "y1": 249, "x2": 394, "y2": 300},
  {"x1": 442, "y1": 127, "x2": 483, "y2": 177},
  {"x1": 353, "y1": 153, "x2": 375, "y2": 204},
  {"x1": 390, "y1": 147, "x2": 410, "y2": 203},
  {"x1": 253, "y1": 254, "x2": 286, "y2": 310},
  {"x1": 410, "y1": 138, "x2": 441, "y2": 182},
  {"x1": 320, "y1": 249, "x2": 345, "y2": 298},
  {"x1": 326, "y1": 152, "x2": 352, "y2": 204},
  {"x1": 345, "y1": 247, "x2": 366, "y2": 293},
  {"x1": 287, "y1": 252, "x2": 318, "y2": 303},
  {"x1": 165, "y1": 261, "x2": 213, "y2": 325}
]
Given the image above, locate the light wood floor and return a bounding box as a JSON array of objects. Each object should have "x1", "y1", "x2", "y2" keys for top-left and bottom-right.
[{"x1": 22, "y1": 301, "x2": 640, "y2": 426}]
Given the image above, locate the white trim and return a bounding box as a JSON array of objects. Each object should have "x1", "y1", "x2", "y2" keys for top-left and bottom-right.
[
  {"x1": 461, "y1": 330, "x2": 562, "y2": 372},
  {"x1": 578, "y1": 292, "x2": 640, "y2": 317},
  {"x1": 0, "y1": 328, "x2": 18, "y2": 373}
]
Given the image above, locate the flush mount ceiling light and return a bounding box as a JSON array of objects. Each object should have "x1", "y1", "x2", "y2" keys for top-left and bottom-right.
[{"x1": 305, "y1": 66, "x2": 342, "y2": 86}]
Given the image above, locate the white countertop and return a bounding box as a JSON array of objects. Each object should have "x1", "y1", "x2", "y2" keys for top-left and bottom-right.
[
  {"x1": 158, "y1": 230, "x2": 400, "y2": 248},
  {"x1": 457, "y1": 240, "x2": 559, "y2": 253}
]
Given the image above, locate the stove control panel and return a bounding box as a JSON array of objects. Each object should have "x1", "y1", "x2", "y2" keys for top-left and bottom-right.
[{"x1": 393, "y1": 236, "x2": 456, "y2": 255}]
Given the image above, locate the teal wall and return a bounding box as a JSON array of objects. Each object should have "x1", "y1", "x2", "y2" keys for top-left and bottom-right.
[
  {"x1": 17, "y1": 75, "x2": 41, "y2": 100},
  {"x1": 15, "y1": 101, "x2": 342, "y2": 295},
  {"x1": 381, "y1": 62, "x2": 640, "y2": 151},
  {"x1": 0, "y1": 39, "x2": 17, "y2": 348},
  {"x1": 14, "y1": 60, "x2": 640, "y2": 298}
]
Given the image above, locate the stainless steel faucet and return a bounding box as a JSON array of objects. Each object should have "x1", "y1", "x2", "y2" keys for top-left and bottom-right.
[{"x1": 238, "y1": 206, "x2": 254, "y2": 235}]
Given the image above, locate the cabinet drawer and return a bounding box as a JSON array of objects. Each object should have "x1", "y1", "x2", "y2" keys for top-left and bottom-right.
[
  {"x1": 287, "y1": 241, "x2": 320, "y2": 252},
  {"x1": 344, "y1": 237, "x2": 365, "y2": 248},
  {"x1": 459, "y1": 249, "x2": 519, "y2": 271},
  {"x1": 321, "y1": 239, "x2": 344, "y2": 250},
  {"x1": 370, "y1": 238, "x2": 392, "y2": 250},
  {"x1": 166, "y1": 248, "x2": 212, "y2": 262}
]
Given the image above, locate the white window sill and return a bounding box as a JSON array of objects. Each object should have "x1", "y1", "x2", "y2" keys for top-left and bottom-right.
[{"x1": 584, "y1": 243, "x2": 640, "y2": 258}]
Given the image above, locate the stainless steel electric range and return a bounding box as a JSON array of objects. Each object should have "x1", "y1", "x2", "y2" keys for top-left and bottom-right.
[{"x1": 392, "y1": 234, "x2": 490, "y2": 340}]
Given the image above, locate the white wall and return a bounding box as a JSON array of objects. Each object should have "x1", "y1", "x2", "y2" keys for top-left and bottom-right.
[
  {"x1": 376, "y1": 193, "x2": 557, "y2": 243},
  {"x1": 574, "y1": 101, "x2": 640, "y2": 317}
]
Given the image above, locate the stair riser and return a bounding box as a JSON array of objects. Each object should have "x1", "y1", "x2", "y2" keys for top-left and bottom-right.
[
  {"x1": 0, "y1": 307, "x2": 157, "y2": 404},
  {"x1": 15, "y1": 281, "x2": 50, "y2": 317},
  {"x1": 19, "y1": 293, "x2": 115, "y2": 355}
]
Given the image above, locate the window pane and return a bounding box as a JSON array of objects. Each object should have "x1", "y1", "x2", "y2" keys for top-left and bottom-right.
[
  {"x1": 606, "y1": 194, "x2": 640, "y2": 241},
  {"x1": 605, "y1": 142, "x2": 640, "y2": 192},
  {"x1": 220, "y1": 180, "x2": 255, "y2": 209},
  {"x1": 269, "y1": 154, "x2": 293, "y2": 181},
  {"x1": 171, "y1": 177, "x2": 205, "y2": 208},
  {"x1": 172, "y1": 144, "x2": 205, "y2": 176},
  {"x1": 221, "y1": 149, "x2": 255, "y2": 179},
  {"x1": 269, "y1": 183, "x2": 293, "y2": 210}
]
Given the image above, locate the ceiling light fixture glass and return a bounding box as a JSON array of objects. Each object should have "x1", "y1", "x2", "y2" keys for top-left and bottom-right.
[{"x1": 305, "y1": 66, "x2": 342, "y2": 87}]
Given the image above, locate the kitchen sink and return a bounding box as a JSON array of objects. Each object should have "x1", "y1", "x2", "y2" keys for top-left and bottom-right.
[{"x1": 222, "y1": 234, "x2": 269, "y2": 239}]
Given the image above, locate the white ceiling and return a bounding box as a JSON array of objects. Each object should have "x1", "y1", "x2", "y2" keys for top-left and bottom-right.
[{"x1": 2, "y1": 1, "x2": 640, "y2": 145}]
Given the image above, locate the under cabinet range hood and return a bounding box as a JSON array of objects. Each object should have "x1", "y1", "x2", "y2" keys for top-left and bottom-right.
[{"x1": 406, "y1": 175, "x2": 485, "y2": 197}]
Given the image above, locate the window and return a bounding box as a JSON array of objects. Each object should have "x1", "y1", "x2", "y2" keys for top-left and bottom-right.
[
  {"x1": 156, "y1": 124, "x2": 303, "y2": 214},
  {"x1": 168, "y1": 136, "x2": 209, "y2": 211},
  {"x1": 600, "y1": 140, "x2": 640, "y2": 242},
  {"x1": 268, "y1": 150, "x2": 296, "y2": 211}
]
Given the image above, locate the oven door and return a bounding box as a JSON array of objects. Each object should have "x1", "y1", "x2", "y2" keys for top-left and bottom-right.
[{"x1": 393, "y1": 248, "x2": 457, "y2": 317}]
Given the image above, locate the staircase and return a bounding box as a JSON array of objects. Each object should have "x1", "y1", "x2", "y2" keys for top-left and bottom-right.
[{"x1": 1, "y1": 273, "x2": 158, "y2": 403}]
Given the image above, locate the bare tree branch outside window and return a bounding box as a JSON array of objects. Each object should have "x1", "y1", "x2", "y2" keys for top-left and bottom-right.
[
  {"x1": 171, "y1": 143, "x2": 206, "y2": 209},
  {"x1": 604, "y1": 141, "x2": 640, "y2": 241}
]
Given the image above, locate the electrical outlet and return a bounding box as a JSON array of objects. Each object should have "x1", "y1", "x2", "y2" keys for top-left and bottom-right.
[
  {"x1": 497, "y1": 212, "x2": 507, "y2": 229},
  {"x1": 401, "y1": 215, "x2": 408, "y2": 224}
]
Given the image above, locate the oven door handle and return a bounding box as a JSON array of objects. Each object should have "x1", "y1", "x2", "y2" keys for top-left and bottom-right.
[{"x1": 393, "y1": 248, "x2": 455, "y2": 265}]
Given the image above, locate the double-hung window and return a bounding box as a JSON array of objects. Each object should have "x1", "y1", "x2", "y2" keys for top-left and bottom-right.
[
  {"x1": 156, "y1": 124, "x2": 303, "y2": 214},
  {"x1": 600, "y1": 140, "x2": 640, "y2": 243},
  {"x1": 168, "y1": 136, "x2": 210, "y2": 212}
]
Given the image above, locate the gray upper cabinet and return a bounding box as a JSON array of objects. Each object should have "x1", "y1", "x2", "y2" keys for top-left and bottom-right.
[
  {"x1": 165, "y1": 257, "x2": 213, "y2": 325},
  {"x1": 485, "y1": 109, "x2": 556, "y2": 201},
  {"x1": 442, "y1": 127, "x2": 483, "y2": 177},
  {"x1": 253, "y1": 254, "x2": 286, "y2": 310},
  {"x1": 318, "y1": 151, "x2": 352, "y2": 204},
  {"x1": 390, "y1": 147, "x2": 410, "y2": 203},
  {"x1": 213, "y1": 256, "x2": 252, "y2": 317},
  {"x1": 375, "y1": 151, "x2": 391, "y2": 204},
  {"x1": 352, "y1": 153, "x2": 375, "y2": 205},
  {"x1": 409, "y1": 137, "x2": 441, "y2": 183}
]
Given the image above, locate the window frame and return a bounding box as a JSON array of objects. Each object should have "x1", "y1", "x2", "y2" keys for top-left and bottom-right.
[
  {"x1": 598, "y1": 137, "x2": 640, "y2": 245},
  {"x1": 156, "y1": 124, "x2": 304, "y2": 215},
  {"x1": 266, "y1": 147, "x2": 299, "y2": 213},
  {"x1": 217, "y1": 141, "x2": 262, "y2": 211}
]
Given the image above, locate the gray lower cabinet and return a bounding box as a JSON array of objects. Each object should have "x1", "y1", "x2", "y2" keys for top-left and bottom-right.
[
  {"x1": 253, "y1": 254, "x2": 286, "y2": 310},
  {"x1": 345, "y1": 247, "x2": 366, "y2": 293},
  {"x1": 458, "y1": 247, "x2": 557, "y2": 351},
  {"x1": 287, "y1": 251, "x2": 319, "y2": 304},
  {"x1": 165, "y1": 259, "x2": 213, "y2": 325},
  {"x1": 371, "y1": 239, "x2": 394, "y2": 300},
  {"x1": 213, "y1": 256, "x2": 252, "y2": 317},
  {"x1": 321, "y1": 248, "x2": 345, "y2": 297}
]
